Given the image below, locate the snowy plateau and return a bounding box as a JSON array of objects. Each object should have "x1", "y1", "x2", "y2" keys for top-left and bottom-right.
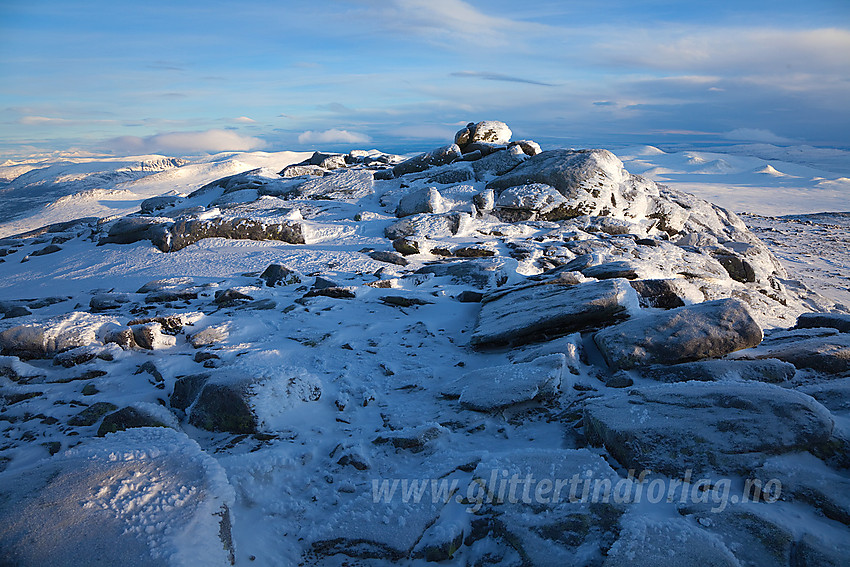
[{"x1": 0, "y1": 121, "x2": 849, "y2": 566}]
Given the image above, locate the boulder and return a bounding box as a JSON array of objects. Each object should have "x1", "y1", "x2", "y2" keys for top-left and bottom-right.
[
  {"x1": 297, "y1": 169, "x2": 374, "y2": 200},
  {"x1": 392, "y1": 144, "x2": 462, "y2": 177},
  {"x1": 471, "y1": 278, "x2": 634, "y2": 348},
  {"x1": 628, "y1": 279, "x2": 686, "y2": 309},
  {"x1": 96, "y1": 405, "x2": 172, "y2": 437},
  {"x1": 415, "y1": 258, "x2": 513, "y2": 289},
  {"x1": 384, "y1": 212, "x2": 472, "y2": 240},
  {"x1": 89, "y1": 293, "x2": 130, "y2": 312},
  {"x1": 99, "y1": 217, "x2": 172, "y2": 251},
  {"x1": 584, "y1": 382, "x2": 834, "y2": 476},
  {"x1": 395, "y1": 187, "x2": 444, "y2": 217},
  {"x1": 455, "y1": 120, "x2": 512, "y2": 150},
  {"x1": 169, "y1": 216, "x2": 305, "y2": 251},
  {"x1": 392, "y1": 238, "x2": 419, "y2": 255},
  {"x1": 594, "y1": 298, "x2": 762, "y2": 370},
  {"x1": 0, "y1": 428, "x2": 235, "y2": 566},
  {"x1": 68, "y1": 401, "x2": 119, "y2": 427},
  {"x1": 170, "y1": 373, "x2": 211, "y2": 411},
  {"x1": 494, "y1": 183, "x2": 567, "y2": 220},
  {"x1": 639, "y1": 358, "x2": 796, "y2": 383},
  {"x1": 140, "y1": 195, "x2": 182, "y2": 214},
  {"x1": 0, "y1": 312, "x2": 113, "y2": 359},
  {"x1": 604, "y1": 516, "x2": 738, "y2": 567},
  {"x1": 259, "y1": 264, "x2": 301, "y2": 286},
  {"x1": 509, "y1": 140, "x2": 542, "y2": 156},
  {"x1": 471, "y1": 146, "x2": 527, "y2": 179},
  {"x1": 189, "y1": 323, "x2": 230, "y2": 349},
  {"x1": 733, "y1": 330, "x2": 850, "y2": 374},
  {"x1": 368, "y1": 250, "x2": 409, "y2": 266},
  {"x1": 795, "y1": 312, "x2": 850, "y2": 333},
  {"x1": 444, "y1": 354, "x2": 566, "y2": 411},
  {"x1": 189, "y1": 379, "x2": 257, "y2": 434},
  {"x1": 131, "y1": 322, "x2": 176, "y2": 350}
]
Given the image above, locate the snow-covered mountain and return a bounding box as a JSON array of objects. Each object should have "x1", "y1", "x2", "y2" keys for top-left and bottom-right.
[{"x1": 0, "y1": 122, "x2": 849, "y2": 566}]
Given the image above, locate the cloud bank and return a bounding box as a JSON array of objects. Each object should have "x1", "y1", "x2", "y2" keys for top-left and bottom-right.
[
  {"x1": 107, "y1": 129, "x2": 266, "y2": 155},
  {"x1": 298, "y1": 129, "x2": 371, "y2": 145}
]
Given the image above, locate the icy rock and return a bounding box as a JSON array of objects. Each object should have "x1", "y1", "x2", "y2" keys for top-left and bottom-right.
[
  {"x1": 96, "y1": 405, "x2": 172, "y2": 437},
  {"x1": 136, "y1": 277, "x2": 195, "y2": 293},
  {"x1": 169, "y1": 216, "x2": 304, "y2": 251},
  {"x1": 797, "y1": 378, "x2": 850, "y2": 413},
  {"x1": 791, "y1": 531, "x2": 850, "y2": 566},
  {"x1": 628, "y1": 279, "x2": 687, "y2": 309},
  {"x1": 487, "y1": 149, "x2": 641, "y2": 219},
  {"x1": 455, "y1": 120, "x2": 512, "y2": 150},
  {"x1": 395, "y1": 187, "x2": 444, "y2": 217},
  {"x1": 131, "y1": 322, "x2": 176, "y2": 350},
  {"x1": 423, "y1": 163, "x2": 474, "y2": 185},
  {"x1": 471, "y1": 278, "x2": 635, "y2": 348},
  {"x1": 392, "y1": 238, "x2": 419, "y2": 255},
  {"x1": 410, "y1": 502, "x2": 467, "y2": 561},
  {"x1": 713, "y1": 251, "x2": 757, "y2": 283},
  {"x1": 279, "y1": 164, "x2": 324, "y2": 178},
  {"x1": 594, "y1": 298, "x2": 762, "y2": 370},
  {"x1": 732, "y1": 330, "x2": 850, "y2": 374},
  {"x1": 757, "y1": 454, "x2": 850, "y2": 526},
  {"x1": 678, "y1": 506, "x2": 794, "y2": 567},
  {"x1": 103, "y1": 326, "x2": 136, "y2": 349},
  {"x1": 127, "y1": 314, "x2": 184, "y2": 334},
  {"x1": 2, "y1": 306, "x2": 31, "y2": 319},
  {"x1": 0, "y1": 312, "x2": 114, "y2": 359},
  {"x1": 509, "y1": 332, "x2": 585, "y2": 370},
  {"x1": 372, "y1": 423, "x2": 447, "y2": 453},
  {"x1": 30, "y1": 243, "x2": 61, "y2": 256},
  {"x1": 471, "y1": 448, "x2": 624, "y2": 566},
  {"x1": 494, "y1": 183, "x2": 567, "y2": 220},
  {"x1": 384, "y1": 211, "x2": 472, "y2": 240},
  {"x1": 259, "y1": 263, "x2": 301, "y2": 287},
  {"x1": 99, "y1": 217, "x2": 172, "y2": 251},
  {"x1": 795, "y1": 312, "x2": 850, "y2": 333},
  {"x1": 639, "y1": 358, "x2": 796, "y2": 383},
  {"x1": 0, "y1": 428, "x2": 235, "y2": 566},
  {"x1": 297, "y1": 169, "x2": 374, "y2": 200},
  {"x1": 392, "y1": 144, "x2": 462, "y2": 177},
  {"x1": 189, "y1": 323, "x2": 230, "y2": 349},
  {"x1": 52, "y1": 344, "x2": 114, "y2": 368},
  {"x1": 140, "y1": 195, "x2": 182, "y2": 214},
  {"x1": 368, "y1": 250, "x2": 409, "y2": 266},
  {"x1": 509, "y1": 139, "x2": 542, "y2": 156},
  {"x1": 170, "y1": 373, "x2": 210, "y2": 412},
  {"x1": 189, "y1": 376, "x2": 257, "y2": 434},
  {"x1": 604, "y1": 516, "x2": 738, "y2": 567},
  {"x1": 471, "y1": 146, "x2": 527, "y2": 180},
  {"x1": 415, "y1": 257, "x2": 513, "y2": 289},
  {"x1": 89, "y1": 293, "x2": 130, "y2": 312},
  {"x1": 584, "y1": 382, "x2": 834, "y2": 476},
  {"x1": 213, "y1": 288, "x2": 253, "y2": 307},
  {"x1": 68, "y1": 401, "x2": 118, "y2": 426},
  {"x1": 473, "y1": 188, "x2": 495, "y2": 212},
  {"x1": 448, "y1": 354, "x2": 566, "y2": 411}
]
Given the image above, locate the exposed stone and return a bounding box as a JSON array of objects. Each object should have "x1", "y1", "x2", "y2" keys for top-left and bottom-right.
[
  {"x1": 733, "y1": 330, "x2": 850, "y2": 374},
  {"x1": 628, "y1": 279, "x2": 687, "y2": 309},
  {"x1": 30, "y1": 244, "x2": 62, "y2": 257},
  {"x1": 384, "y1": 212, "x2": 472, "y2": 240},
  {"x1": 594, "y1": 299, "x2": 763, "y2": 370},
  {"x1": 213, "y1": 288, "x2": 254, "y2": 307},
  {"x1": 392, "y1": 144, "x2": 462, "y2": 177},
  {"x1": 368, "y1": 250, "x2": 409, "y2": 266},
  {"x1": 471, "y1": 146, "x2": 527, "y2": 179},
  {"x1": 169, "y1": 216, "x2": 304, "y2": 251},
  {"x1": 297, "y1": 169, "x2": 374, "y2": 200},
  {"x1": 96, "y1": 406, "x2": 170, "y2": 436},
  {"x1": 68, "y1": 401, "x2": 119, "y2": 427},
  {"x1": 170, "y1": 373, "x2": 211, "y2": 411},
  {"x1": 189, "y1": 323, "x2": 230, "y2": 349},
  {"x1": 140, "y1": 195, "x2": 182, "y2": 214},
  {"x1": 259, "y1": 264, "x2": 301, "y2": 287},
  {"x1": 189, "y1": 380, "x2": 257, "y2": 434},
  {"x1": 584, "y1": 382, "x2": 834, "y2": 476},
  {"x1": 396, "y1": 187, "x2": 444, "y2": 217},
  {"x1": 795, "y1": 312, "x2": 850, "y2": 333},
  {"x1": 392, "y1": 238, "x2": 419, "y2": 255},
  {"x1": 471, "y1": 278, "x2": 634, "y2": 348},
  {"x1": 131, "y1": 322, "x2": 177, "y2": 350},
  {"x1": 639, "y1": 358, "x2": 796, "y2": 383},
  {"x1": 89, "y1": 293, "x2": 130, "y2": 312},
  {"x1": 415, "y1": 258, "x2": 512, "y2": 289}
]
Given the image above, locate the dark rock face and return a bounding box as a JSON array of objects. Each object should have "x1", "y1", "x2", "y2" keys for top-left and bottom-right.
[
  {"x1": 259, "y1": 264, "x2": 301, "y2": 287},
  {"x1": 189, "y1": 382, "x2": 257, "y2": 434},
  {"x1": 639, "y1": 358, "x2": 796, "y2": 383},
  {"x1": 68, "y1": 402, "x2": 119, "y2": 427},
  {"x1": 99, "y1": 217, "x2": 172, "y2": 250},
  {"x1": 584, "y1": 382, "x2": 834, "y2": 476},
  {"x1": 140, "y1": 195, "x2": 182, "y2": 214},
  {"x1": 169, "y1": 217, "x2": 304, "y2": 251},
  {"x1": 628, "y1": 279, "x2": 687, "y2": 309},
  {"x1": 392, "y1": 144, "x2": 462, "y2": 177},
  {"x1": 368, "y1": 251, "x2": 409, "y2": 266},
  {"x1": 796, "y1": 312, "x2": 850, "y2": 333},
  {"x1": 471, "y1": 278, "x2": 634, "y2": 348},
  {"x1": 170, "y1": 373, "x2": 210, "y2": 411},
  {"x1": 594, "y1": 298, "x2": 763, "y2": 369},
  {"x1": 96, "y1": 406, "x2": 169, "y2": 436},
  {"x1": 738, "y1": 332, "x2": 850, "y2": 374}
]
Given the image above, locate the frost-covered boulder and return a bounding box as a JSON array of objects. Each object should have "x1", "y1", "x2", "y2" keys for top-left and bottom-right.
[
  {"x1": 131, "y1": 322, "x2": 177, "y2": 350},
  {"x1": 0, "y1": 427, "x2": 235, "y2": 566},
  {"x1": 395, "y1": 187, "x2": 444, "y2": 217},
  {"x1": 415, "y1": 257, "x2": 514, "y2": 288},
  {"x1": 0, "y1": 312, "x2": 115, "y2": 359},
  {"x1": 584, "y1": 382, "x2": 835, "y2": 476},
  {"x1": 471, "y1": 146, "x2": 527, "y2": 179},
  {"x1": 732, "y1": 329, "x2": 850, "y2": 374},
  {"x1": 169, "y1": 216, "x2": 305, "y2": 251},
  {"x1": 140, "y1": 195, "x2": 182, "y2": 214},
  {"x1": 99, "y1": 216, "x2": 173, "y2": 251},
  {"x1": 594, "y1": 298, "x2": 762, "y2": 369},
  {"x1": 494, "y1": 182, "x2": 570, "y2": 221},
  {"x1": 259, "y1": 263, "x2": 301, "y2": 287},
  {"x1": 444, "y1": 354, "x2": 566, "y2": 411},
  {"x1": 471, "y1": 278, "x2": 635, "y2": 347},
  {"x1": 297, "y1": 169, "x2": 374, "y2": 200},
  {"x1": 639, "y1": 358, "x2": 796, "y2": 383},
  {"x1": 604, "y1": 516, "x2": 739, "y2": 567},
  {"x1": 392, "y1": 144, "x2": 462, "y2": 177},
  {"x1": 96, "y1": 403, "x2": 176, "y2": 437},
  {"x1": 188, "y1": 375, "x2": 257, "y2": 434},
  {"x1": 454, "y1": 120, "x2": 512, "y2": 151},
  {"x1": 796, "y1": 312, "x2": 850, "y2": 333},
  {"x1": 384, "y1": 211, "x2": 472, "y2": 240},
  {"x1": 188, "y1": 323, "x2": 230, "y2": 349}
]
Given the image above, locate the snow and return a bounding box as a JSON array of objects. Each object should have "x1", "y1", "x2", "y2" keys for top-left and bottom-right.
[{"x1": 0, "y1": 136, "x2": 848, "y2": 565}]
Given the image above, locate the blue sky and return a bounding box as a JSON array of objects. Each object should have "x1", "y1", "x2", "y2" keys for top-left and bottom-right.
[{"x1": 1, "y1": 0, "x2": 848, "y2": 157}]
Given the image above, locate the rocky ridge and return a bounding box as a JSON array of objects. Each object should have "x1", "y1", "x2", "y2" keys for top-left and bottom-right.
[{"x1": 0, "y1": 121, "x2": 848, "y2": 566}]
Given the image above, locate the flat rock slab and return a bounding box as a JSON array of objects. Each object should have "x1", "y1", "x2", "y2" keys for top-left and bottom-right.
[
  {"x1": 471, "y1": 278, "x2": 634, "y2": 348},
  {"x1": 639, "y1": 358, "x2": 796, "y2": 383},
  {"x1": 734, "y1": 331, "x2": 850, "y2": 374},
  {"x1": 584, "y1": 382, "x2": 834, "y2": 476},
  {"x1": 594, "y1": 298, "x2": 762, "y2": 369},
  {"x1": 444, "y1": 354, "x2": 566, "y2": 411},
  {"x1": 0, "y1": 428, "x2": 235, "y2": 566},
  {"x1": 795, "y1": 312, "x2": 850, "y2": 333}
]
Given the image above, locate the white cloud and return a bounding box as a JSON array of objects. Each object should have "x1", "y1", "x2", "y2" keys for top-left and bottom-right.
[
  {"x1": 233, "y1": 116, "x2": 256, "y2": 123},
  {"x1": 298, "y1": 129, "x2": 371, "y2": 145},
  {"x1": 107, "y1": 129, "x2": 266, "y2": 155},
  {"x1": 19, "y1": 116, "x2": 70, "y2": 125},
  {"x1": 724, "y1": 128, "x2": 795, "y2": 144}
]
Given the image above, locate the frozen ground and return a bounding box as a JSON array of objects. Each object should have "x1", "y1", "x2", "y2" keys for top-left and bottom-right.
[{"x1": 0, "y1": 126, "x2": 848, "y2": 566}]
